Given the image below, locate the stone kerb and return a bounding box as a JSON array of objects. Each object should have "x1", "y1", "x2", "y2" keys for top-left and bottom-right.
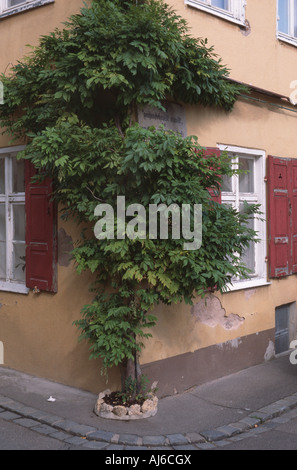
[{"x1": 94, "y1": 389, "x2": 158, "y2": 420}]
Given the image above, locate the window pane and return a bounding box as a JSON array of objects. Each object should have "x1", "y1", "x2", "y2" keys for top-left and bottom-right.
[
  {"x1": 278, "y1": 0, "x2": 289, "y2": 34},
  {"x1": 240, "y1": 241, "x2": 255, "y2": 274},
  {"x1": 12, "y1": 243, "x2": 26, "y2": 282},
  {"x1": 294, "y1": 0, "x2": 297, "y2": 36},
  {"x1": 13, "y1": 204, "x2": 25, "y2": 241},
  {"x1": 12, "y1": 158, "x2": 25, "y2": 193},
  {"x1": 0, "y1": 204, "x2": 5, "y2": 242},
  {"x1": 240, "y1": 203, "x2": 255, "y2": 275},
  {"x1": 211, "y1": 0, "x2": 229, "y2": 10},
  {"x1": 0, "y1": 241, "x2": 6, "y2": 280},
  {"x1": 221, "y1": 154, "x2": 233, "y2": 192},
  {"x1": 239, "y1": 158, "x2": 254, "y2": 193},
  {"x1": 0, "y1": 204, "x2": 6, "y2": 279},
  {"x1": 0, "y1": 159, "x2": 5, "y2": 194},
  {"x1": 7, "y1": 0, "x2": 26, "y2": 8},
  {"x1": 221, "y1": 174, "x2": 233, "y2": 192}
]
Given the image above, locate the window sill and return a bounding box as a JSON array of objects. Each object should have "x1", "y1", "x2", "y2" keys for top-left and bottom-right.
[
  {"x1": 0, "y1": 281, "x2": 29, "y2": 294},
  {"x1": 0, "y1": 0, "x2": 54, "y2": 19},
  {"x1": 223, "y1": 278, "x2": 271, "y2": 293},
  {"x1": 185, "y1": 0, "x2": 246, "y2": 27},
  {"x1": 277, "y1": 33, "x2": 297, "y2": 48}
]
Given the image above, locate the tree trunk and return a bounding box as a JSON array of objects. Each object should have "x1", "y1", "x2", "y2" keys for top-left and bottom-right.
[{"x1": 119, "y1": 353, "x2": 142, "y2": 399}]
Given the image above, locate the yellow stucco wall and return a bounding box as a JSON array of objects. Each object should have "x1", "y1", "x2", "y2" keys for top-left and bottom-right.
[
  {"x1": 172, "y1": 0, "x2": 297, "y2": 97},
  {"x1": 141, "y1": 1, "x2": 297, "y2": 365},
  {"x1": 1, "y1": 0, "x2": 297, "y2": 394},
  {"x1": 0, "y1": 0, "x2": 84, "y2": 69}
]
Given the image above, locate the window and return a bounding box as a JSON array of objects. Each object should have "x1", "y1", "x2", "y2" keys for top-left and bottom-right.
[
  {"x1": 0, "y1": 146, "x2": 57, "y2": 294},
  {"x1": 0, "y1": 0, "x2": 54, "y2": 17},
  {"x1": 275, "y1": 302, "x2": 297, "y2": 354},
  {"x1": 277, "y1": 0, "x2": 297, "y2": 45},
  {"x1": 184, "y1": 0, "x2": 246, "y2": 25},
  {"x1": 0, "y1": 148, "x2": 28, "y2": 294},
  {"x1": 219, "y1": 145, "x2": 267, "y2": 290}
]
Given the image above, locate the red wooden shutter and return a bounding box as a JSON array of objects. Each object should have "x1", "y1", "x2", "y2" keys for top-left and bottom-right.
[
  {"x1": 25, "y1": 161, "x2": 57, "y2": 292},
  {"x1": 291, "y1": 159, "x2": 297, "y2": 274},
  {"x1": 268, "y1": 155, "x2": 291, "y2": 278},
  {"x1": 203, "y1": 147, "x2": 221, "y2": 203}
]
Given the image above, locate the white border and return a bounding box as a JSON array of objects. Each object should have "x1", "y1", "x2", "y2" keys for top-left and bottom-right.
[
  {"x1": 0, "y1": 0, "x2": 54, "y2": 18},
  {"x1": 185, "y1": 0, "x2": 246, "y2": 26},
  {"x1": 277, "y1": 32, "x2": 297, "y2": 48},
  {"x1": 0, "y1": 281, "x2": 29, "y2": 294}
]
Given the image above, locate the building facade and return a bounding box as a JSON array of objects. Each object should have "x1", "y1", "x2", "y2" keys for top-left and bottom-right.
[{"x1": 1, "y1": 0, "x2": 297, "y2": 397}]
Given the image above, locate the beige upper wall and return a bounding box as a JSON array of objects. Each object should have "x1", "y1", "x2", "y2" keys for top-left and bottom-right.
[
  {"x1": 170, "y1": 0, "x2": 297, "y2": 98},
  {"x1": 185, "y1": 96, "x2": 297, "y2": 158},
  {"x1": 2, "y1": 0, "x2": 297, "y2": 99},
  {"x1": 0, "y1": 0, "x2": 86, "y2": 74},
  {"x1": 1, "y1": 0, "x2": 296, "y2": 99}
]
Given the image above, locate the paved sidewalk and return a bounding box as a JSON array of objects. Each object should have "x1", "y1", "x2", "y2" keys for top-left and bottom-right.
[{"x1": 0, "y1": 353, "x2": 297, "y2": 450}]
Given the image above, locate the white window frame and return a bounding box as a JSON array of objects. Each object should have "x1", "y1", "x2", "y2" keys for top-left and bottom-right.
[
  {"x1": 0, "y1": 0, "x2": 54, "y2": 17},
  {"x1": 2, "y1": 0, "x2": 33, "y2": 12},
  {"x1": 0, "y1": 146, "x2": 28, "y2": 295},
  {"x1": 218, "y1": 144, "x2": 269, "y2": 292},
  {"x1": 277, "y1": 0, "x2": 297, "y2": 47},
  {"x1": 184, "y1": 0, "x2": 246, "y2": 26}
]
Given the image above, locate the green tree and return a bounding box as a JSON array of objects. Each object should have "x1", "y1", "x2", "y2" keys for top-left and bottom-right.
[{"x1": 0, "y1": 0, "x2": 257, "y2": 396}]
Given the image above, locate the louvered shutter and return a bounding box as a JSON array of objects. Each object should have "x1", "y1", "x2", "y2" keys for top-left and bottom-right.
[
  {"x1": 25, "y1": 161, "x2": 57, "y2": 292},
  {"x1": 291, "y1": 158, "x2": 297, "y2": 274},
  {"x1": 268, "y1": 155, "x2": 291, "y2": 278}
]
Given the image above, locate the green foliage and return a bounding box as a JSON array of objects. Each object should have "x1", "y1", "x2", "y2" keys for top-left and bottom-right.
[
  {"x1": 0, "y1": 0, "x2": 245, "y2": 140},
  {"x1": 115, "y1": 374, "x2": 151, "y2": 405},
  {"x1": 75, "y1": 291, "x2": 157, "y2": 371},
  {"x1": 0, "y1": 0, "x2": 254, "y2": 386}
]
